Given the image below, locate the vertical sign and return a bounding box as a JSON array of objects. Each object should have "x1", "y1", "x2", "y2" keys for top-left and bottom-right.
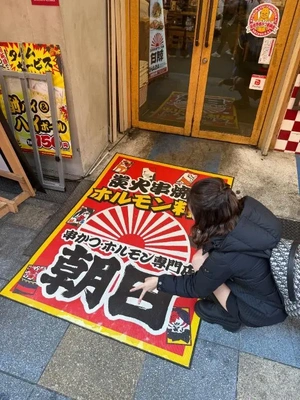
[
  {"x1": 0, "y1": 42, "x2": 72, "y2": 158},
  {"x1": 258, "y1": 37, "x2": 276, "y2": 65},
  {"x1": 149, "y1": 0, "x2": 168, "y2": 80}
]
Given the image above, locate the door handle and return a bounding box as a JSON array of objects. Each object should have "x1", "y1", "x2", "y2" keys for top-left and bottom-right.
[
  {"x1": 205, "y1": 0, "x2": 214, "y2": 48},
  {"x1": 195, "y1": 0, "x2": 203, "y2": 47}
]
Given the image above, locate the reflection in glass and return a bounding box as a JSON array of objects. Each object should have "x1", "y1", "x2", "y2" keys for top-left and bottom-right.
[
  {"x1": 139, "y1": 0, "x2": 198, "y2": 127},
  {"x1": 200, "y1": 0, "x2": 286, "y2": 137}
]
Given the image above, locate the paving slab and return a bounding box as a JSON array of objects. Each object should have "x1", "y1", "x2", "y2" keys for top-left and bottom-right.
[
  {"x1": 29, "y1": 386, "x2": 72, "y2": 400},
  {"x1": 0, "y1": 372, "x2": 71, "y2": 400},
  {"x1": 134, "y1": 339, "x2": 238, "y2": 400},
  {"x1": 237, "y1": 353, "x2": 300, "y2": 400},
  {"x1": 0, "y1": 223, "x2": 36, "y2": 280},
  {"x1": 33, "y1": 181, "x2": 82, "y2": 204},
  {"x1": 288, "y1": 317, "x2": 300, "y2": 366},
  {"x1": 0, "y1": 278, "x2": 7, "y2": 290},
  {"x1": 24, "y1": 197, "x2": 61, "y2": 211},
  {"x1": 0, "y1": 190, "x2": 16, "y2": 200},
  {"x1": 1, "y1": 203, "x2": 58, "y2": 231},
  {"x1": 239, "y1": 318, "x2": 300, "y2": 368},
  {"x1": 39, "y1": 325, "x2": 146, "y2": 400},
  {"x1": 89, "y1": 130, "x2": 160, "y2": 181},
  {"x1": 0, "y1": 371, "x2": 34, "y2": 400},
  {"x1": 0, "y1": 297, "x2": 69, "y2": 382},
  {"x1": 23, "y1": 179, "x2": 94, "y2": 258},
  {"x1": 147, "y1": 133, "x2": 227, "y2": 173},
  {"x1": 219, "y1": 146, "x2": 299, "y2": 221},
  {"x1": 199, "y1": 320, "x2": 241, "y2": 350}
]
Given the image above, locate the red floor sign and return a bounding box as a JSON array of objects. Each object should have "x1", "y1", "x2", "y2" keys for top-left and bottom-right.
[{"x1": 1, "y1": 154, "x2": 233, "y2": 367}]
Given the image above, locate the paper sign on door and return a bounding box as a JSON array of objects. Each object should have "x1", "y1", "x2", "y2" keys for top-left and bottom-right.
[
  {"x1": 249, "y1": 75, "x2": 266, "y2": 91},
  {"x1": 258, "y1": 38, "x2": 276, "y2": 65},
  {"x1": 149, "y1": 0, "x2": 168, "y2": 80}
]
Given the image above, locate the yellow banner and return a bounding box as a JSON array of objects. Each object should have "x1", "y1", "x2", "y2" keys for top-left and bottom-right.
[{"x1": 0, "y1": 42, "x2": 72, "y2": 158}]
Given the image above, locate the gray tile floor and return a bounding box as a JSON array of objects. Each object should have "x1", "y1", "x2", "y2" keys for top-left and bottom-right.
[{"x1": 0, "y1": 132, "x2": 300, "y2": 400}]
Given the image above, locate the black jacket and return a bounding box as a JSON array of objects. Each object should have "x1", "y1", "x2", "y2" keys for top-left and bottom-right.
[{"x1": 158, "y1": 197, "x2": 287, "y2": 327}]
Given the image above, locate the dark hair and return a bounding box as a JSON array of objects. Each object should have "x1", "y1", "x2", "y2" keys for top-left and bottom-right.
[{"x1": 187, "y1": 178, "x2": 244, "y2": 248}]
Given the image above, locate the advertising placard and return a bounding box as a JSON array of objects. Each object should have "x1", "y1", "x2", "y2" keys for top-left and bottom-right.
[
  {"x1": 149, "y1": 0, "x2": 168, "y2": 80},
  {"x1": 1, "y1": 154, "x2": 233, "y2": 367},
  {"x1": 0, "y1": 42, "x2": 72, "y2": 158}
]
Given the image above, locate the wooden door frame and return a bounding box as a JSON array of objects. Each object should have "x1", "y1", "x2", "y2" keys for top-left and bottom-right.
[
  {"x1": 127, "y1": 0, "x2": 299, "y2": 150},
  {"x1": 259, "y1": 4, "x2": 300, "y2": 153},
  {"x1": 191, "y1": 0, "x2": 298, "y2": 145}
]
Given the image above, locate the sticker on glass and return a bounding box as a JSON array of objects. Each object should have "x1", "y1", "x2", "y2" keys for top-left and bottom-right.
[
  {"x1": 258, "y1": 37, "x2": 276, "y2": 64},
  {"x1": 249, "y1": 74, "x2": 266, "y2": 91},
  {"x1": 246, "y1": 3, "x2": 280, "y2": 38}
]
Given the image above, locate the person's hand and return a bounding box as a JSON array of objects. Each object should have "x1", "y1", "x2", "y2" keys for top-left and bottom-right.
[{"x1": 130, "y1": 277, "x2": 159, "y2": 304}]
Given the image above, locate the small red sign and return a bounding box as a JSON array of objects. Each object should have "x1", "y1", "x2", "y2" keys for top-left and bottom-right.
[{"x1": 31, "y1": 0, "x2": 59, "y2": 6}]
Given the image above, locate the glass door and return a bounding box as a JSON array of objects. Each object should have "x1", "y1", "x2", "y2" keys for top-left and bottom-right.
[
  {"x1": 130, "y1": 0, "x2": 295, "y2": 143},
  {"x1": 131, "y1": 0, "x2": 205, "y2": 135},
  {"x1": 191, "y1": 0, "x2": 294, "y2": 144}
]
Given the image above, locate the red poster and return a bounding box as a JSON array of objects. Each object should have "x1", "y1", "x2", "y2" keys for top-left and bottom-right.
[
  {"x1": 1, "y1": 154, "x2": 233, "y2": 367},
  {"x1": 31, "y1": 0, "x2": 60, "y2": 6}
]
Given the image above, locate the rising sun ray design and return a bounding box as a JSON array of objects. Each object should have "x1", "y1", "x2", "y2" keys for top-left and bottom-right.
[{"x1": 79, "y1": 204, "x2": 191, "y2": 262}]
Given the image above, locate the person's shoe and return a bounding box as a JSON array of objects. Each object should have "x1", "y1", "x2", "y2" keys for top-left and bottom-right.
[
  {"x1": 211, "y1": 51, "x2": 221, "y2": 58},
  {"x1": 195, "y1": 300, "x2": 241, "y2": 332},
  {"x1": 226, "y1": 49, "x2": 232, "y2": 55}
]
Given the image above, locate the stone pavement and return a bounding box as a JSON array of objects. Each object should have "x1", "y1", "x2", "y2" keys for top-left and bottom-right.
[{"x1": 0, "y1": 131, "x2": 300, "y2": 400}]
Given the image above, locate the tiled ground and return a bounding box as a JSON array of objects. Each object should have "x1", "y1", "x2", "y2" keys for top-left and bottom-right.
[{"x1": 0, "y1": 133, "x2": 300, "y2": 399}]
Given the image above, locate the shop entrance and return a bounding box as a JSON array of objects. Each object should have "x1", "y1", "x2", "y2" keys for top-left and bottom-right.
[{"x1": 130, "y1": 0, "x2": 295, "y2": 145}]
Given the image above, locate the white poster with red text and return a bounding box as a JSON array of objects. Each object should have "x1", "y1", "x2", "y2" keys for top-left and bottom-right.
[{"x1": 149, "y1": 0, "x2": 168, "y2": 80}]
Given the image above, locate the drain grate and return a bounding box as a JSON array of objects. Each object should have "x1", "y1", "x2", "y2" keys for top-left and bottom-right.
[{"x1": 279, "y1": 218, "x2": 300, "y2": 241}]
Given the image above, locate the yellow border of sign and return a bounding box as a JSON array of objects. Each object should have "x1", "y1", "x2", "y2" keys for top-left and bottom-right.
[{"x1": 0, "y1": 153, "x2": 234, "y2": 368}]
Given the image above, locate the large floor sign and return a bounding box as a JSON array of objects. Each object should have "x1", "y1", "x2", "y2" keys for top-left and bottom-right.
[{"x1": 1, "y1": 154, "x2": 233, "y2": 367}]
